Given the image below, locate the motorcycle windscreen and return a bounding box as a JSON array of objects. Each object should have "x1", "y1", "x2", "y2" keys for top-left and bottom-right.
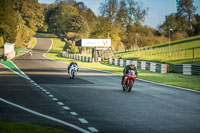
[{"x1": 130, "y1": 70, "x2": 135, "y2": 76}]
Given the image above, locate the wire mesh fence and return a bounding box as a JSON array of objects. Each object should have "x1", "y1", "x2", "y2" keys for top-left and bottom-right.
[{"x1": 133, "y1": 46, "x2": 200, "y2": 60}]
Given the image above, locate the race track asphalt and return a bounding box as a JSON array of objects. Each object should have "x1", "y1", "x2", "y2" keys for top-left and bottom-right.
[{"x1": 0, "y1": 35, "x2": 200, "y2": 133}]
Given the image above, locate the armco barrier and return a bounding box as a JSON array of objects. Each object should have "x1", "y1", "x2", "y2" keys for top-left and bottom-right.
[
  {"x1": 108, "y1": 58, "x2": 168, "y2": 74},
  {"x1": 61, "y1": 52, "x2": 92, "y2": 62},
  {"x1": 109, "y1": 58, "x2": 112, "y2": 65},
  {"x1": 114, "y1": 58, "x2": 118, "y2": 66},
  {"x1": 150, "y1": 62, "x2": 156, "y2": 72},
  {"x1": 174, "y1": 64, "x2": 200, "y2": 76},
  {"x1": 120, "y1": 59, "x2": 123, "y2": 67},
  {"x1": 145, "y1": 62, "x2": 150, "y2": 71},
  {"x1": 126, "y1": 60, "x2": 130, "y2": 66},
  {"x1": 141, "y1": 61, "x2": 146, "y2": 70}
]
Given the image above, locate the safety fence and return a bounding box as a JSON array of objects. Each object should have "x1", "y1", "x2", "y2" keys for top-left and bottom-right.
[
  {"x1": 109, "y1": 58, "x2": 168, "y2": 73},
  {"x1": 119, "y1": 47, "x2": 200, "y2": 60},
  {"x1": 62, "y1": 52, "x2": 92, "y2": 62},
  {"x1": 174, "y1": 64, "x2": 200, "y2": 76}
]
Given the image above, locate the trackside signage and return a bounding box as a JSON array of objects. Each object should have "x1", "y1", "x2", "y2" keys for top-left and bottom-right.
[
  {"x1": 4, "y1": 43, "x2": 15, "y2": 54},
  {"x1": 76, "y1": 39, "x2": 111, "y2": 47}
]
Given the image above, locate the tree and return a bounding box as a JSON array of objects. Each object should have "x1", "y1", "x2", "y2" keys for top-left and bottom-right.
[
  {"x1": 0, "y1": 0, "x2": 44, "y2": 46},
  {"x1": 55, "y1": 0, "x2": 76, "y2": 4},
  {"x1": 91, "y1": 17, "x2": 110, "y2": 38},
  {"x1": 99, "y1": 0, "x2": 118, "y2": 23},
  {"x1": 0, "y1": 0, "x2": 19, "y2": 43},
  {"x1": 0, "y1": 36, "x2": 4, "y2": 47},
  {"x1": 99, "y1": 0, "x2": 118, "y2": 40},
  {"x1": 12, "y1": 0, "x2": 44, "y2": 31},
  {"x1": 48, "y1": 2, "x2": 78, "y2": 33},
  {"x1": 77, "y1": 7, "x2": 97, "y2": 36},
  {"x1": 126, "y1": 0, "x2": 147, "y2": 26},
  {"x1": 177, "y1": 0, "x2": 196, "y2": 27},
  {"x1": 192, "y1": 14, "x2": 200, "y2": 35},
  {"x1": 65, "y1": 14, "x2": 89, "y2": 37},
  {"x1": 160, "y1": 0, "x2": 197, "y2": 39},
  {"x1": 115, "y1": 0, "x2": 129, "y2": 27},
  {"x1": 159, "y1": 13, "x2": 189, "y2": 40},
  {"x1": 91, "y1": 17, "x2": 124, "y2": 50},
  {"x1": 68, "y1": 41, "x2": 79, "y2": 54},
  {"x1": 115, "y1": 0, "x2": 148, "y2": 49}
]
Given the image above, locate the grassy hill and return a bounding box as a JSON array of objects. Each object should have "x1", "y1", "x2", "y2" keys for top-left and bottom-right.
[
  {"x1": 145, "y1": 35, "x2": 200, "y2": 49},
  {"x1": 114, "y1": 35, "x2": 200, "y2": 64}
]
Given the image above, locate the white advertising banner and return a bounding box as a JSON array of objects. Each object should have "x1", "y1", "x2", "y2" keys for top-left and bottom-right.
[
  {"x1": 81, "y1": 39, "x2": 111, "y2": 47},
  {"x1": 4, "y1": 43, "x2": 15, "y2": 54}
]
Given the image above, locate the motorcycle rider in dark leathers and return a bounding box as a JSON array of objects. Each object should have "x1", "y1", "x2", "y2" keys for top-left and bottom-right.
[
  {"x1": 121, "y1": 61, "x2": 138, "y2": 85},
  {"x1": 68, "y1": 60, "x2": 79, "y2": 73}
]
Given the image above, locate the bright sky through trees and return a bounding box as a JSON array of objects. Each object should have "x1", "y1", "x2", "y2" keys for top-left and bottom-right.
[{"x1": 39, "y1": 0, "x2": 200, "y2": 29}]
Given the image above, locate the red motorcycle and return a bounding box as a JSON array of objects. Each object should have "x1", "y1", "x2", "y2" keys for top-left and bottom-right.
[{"x1": 122, "y1": 70, "x2": 137, "y2": 92}]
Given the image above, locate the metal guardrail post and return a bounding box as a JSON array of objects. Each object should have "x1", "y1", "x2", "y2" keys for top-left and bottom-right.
[{"x1": 193, "y1": 48, "x2": 194, "y2": 59}]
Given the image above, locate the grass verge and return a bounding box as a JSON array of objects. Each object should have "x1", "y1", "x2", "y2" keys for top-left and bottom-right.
[
  {"x1": 0, "y1": 121, "x2": 70, "y2": 133},
  {"x1": 43, "y1": 33, "x2": 200, "y2": 91}
]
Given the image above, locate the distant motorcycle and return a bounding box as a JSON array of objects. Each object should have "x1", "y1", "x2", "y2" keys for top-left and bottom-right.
[
  {"x1": 122, "y1": 70, "x2": 137, "y2": 92},
  {"x1": 69, "y1": 64, "x2": 78, "y2": 79},
  {"x1": 26, "y1": 50, "x2": 32, "y2": 56}
]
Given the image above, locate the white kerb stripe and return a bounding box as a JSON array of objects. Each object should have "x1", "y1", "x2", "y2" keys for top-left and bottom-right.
[{"x1": 0, "y1": 97, "x2": 91, "y2": 133}]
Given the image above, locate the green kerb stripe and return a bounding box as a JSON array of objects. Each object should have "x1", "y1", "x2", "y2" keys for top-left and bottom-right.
[{"x1": 0, "y1": 61, "x2": 24, "y2": 76}]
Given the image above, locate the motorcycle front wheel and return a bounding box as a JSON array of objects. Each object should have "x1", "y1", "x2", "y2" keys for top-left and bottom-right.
[
  {"x1": 126, "y1": 80, "x2": 133, "y2": 92},
  {"x1": 122, "y1": 84, "x2": 126, "y2": 91},
  {"x1": 72, "y1": 72, "x2": 75, "y2": 79}
]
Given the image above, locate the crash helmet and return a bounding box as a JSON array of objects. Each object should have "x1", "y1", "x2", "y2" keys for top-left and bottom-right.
[{"x1": 130, "y1": 61, "x2": 135, "y2": 69}]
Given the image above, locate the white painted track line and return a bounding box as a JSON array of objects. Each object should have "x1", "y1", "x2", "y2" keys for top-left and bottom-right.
[
  {"x1": 88, "y1": 127, "x2": 99, "y2": 132},
  {"x1": 70, "y1": 112, "x2": 78, "y2": 116},
  {"x1": 52, "y1": 98, "x2": 58, "y2": 101},
  {"x1": 49, "y1": 94, "x2": 53, "y2": 97},
  {"x1": 45, "y1": 92, "x2": 50, "y2": 94},
  {"x1": 63, "y1": 106, "x2": 70, "y2": 110},
  {"x1": 78, "y1": 118, "x2": 88, "y2": 124},
  {"x1": 0, "y1": 97, "x2": 91, "y2": 133},
  {"x1": 57, "y1": 102, "x2": 64, "y2": 106}
]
